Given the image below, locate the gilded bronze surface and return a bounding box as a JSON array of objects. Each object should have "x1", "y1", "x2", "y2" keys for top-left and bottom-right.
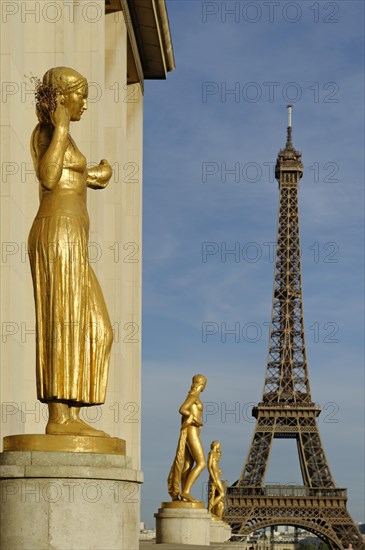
[
  {"x1": 3, "y1": 434, "x2": 126, "y2": 455},
  {"x1": 167, "y1": 374, "x2": 207, "y2": 504},
  {"x1": 207, "y1": 441, "x2": 225, "y2": 520},
  {"x1": 28, "y1": 67, "x2": 113, "y2": 437},
  {"x1": 161, "y1": 501, "x2": 205, "y2": 510}
]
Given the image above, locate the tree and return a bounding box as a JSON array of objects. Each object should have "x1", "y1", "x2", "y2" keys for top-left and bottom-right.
[{"x1": 298, "y1": 543, "x2": 317, "y2": 550}]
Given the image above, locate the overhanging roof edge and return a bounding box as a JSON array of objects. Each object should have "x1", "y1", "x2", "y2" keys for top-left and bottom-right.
[
  {"x1": 126, "y1": 0, "x2": 175, "y2": 79},
  {"x1": 152, "y1": 0, "x2": 175, "y2": 75}
]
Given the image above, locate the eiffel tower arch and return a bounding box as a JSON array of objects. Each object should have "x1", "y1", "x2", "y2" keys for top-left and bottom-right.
[{"x1": 224, "y1": 107, "x2": 364, "y2": 550}]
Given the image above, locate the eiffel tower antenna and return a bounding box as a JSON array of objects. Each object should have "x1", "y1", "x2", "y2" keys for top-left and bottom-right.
[
  {"x1": 287, "y1": 104, "x2": 293, "y2": 146},
  {"x1": 224, "y1": 108, "x2": 364, "y2": 549}
]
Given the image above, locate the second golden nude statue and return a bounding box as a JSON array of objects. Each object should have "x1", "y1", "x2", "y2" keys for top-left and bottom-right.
[{"x1": 208, "y1": 440, "x2": 225, "y2": 520}]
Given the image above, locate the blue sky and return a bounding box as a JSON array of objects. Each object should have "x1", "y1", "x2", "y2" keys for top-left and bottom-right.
[{"x1": 141, "y1": 1, "x2": 364, "y2": 528}]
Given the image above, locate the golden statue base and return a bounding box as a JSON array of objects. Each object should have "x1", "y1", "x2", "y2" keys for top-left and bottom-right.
[
  {"x1": 161, "y1": 500, "x2": 205, "y2": 509},
  {"x1": 3, "y1": 434, "x2": 126, "y2": 455},
  {"x1": 211, "y1": 514, "x2": 225, "y2": 521}
]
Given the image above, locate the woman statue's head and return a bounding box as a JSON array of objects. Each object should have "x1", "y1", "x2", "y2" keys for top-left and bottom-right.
[
  {"x1": 210, "y1": 440, "x2": 220, "y2": 451},
  {"x1": 191, "y1": 374, "x2": 207, "y2": 393},
  {"x1": 35, "y1": 67, "x2": 88, "y2": 124}
]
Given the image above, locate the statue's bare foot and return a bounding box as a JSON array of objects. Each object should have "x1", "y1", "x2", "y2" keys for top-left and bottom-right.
[
  {"x1": 46, "y1": 419, "x2": 108, "y2": 437},
  {"x1": 180, "y1": 492, "x2": 200, "y2": 503}
]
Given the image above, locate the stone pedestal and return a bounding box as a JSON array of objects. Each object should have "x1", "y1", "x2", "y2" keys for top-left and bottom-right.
[
  {"x1": 0, "y1": 449, "x2": 143, "y2": 550},
  {"x1": 210, "y1": 519, "x2": 232, "y2": 543},
  {"x1": 155, "y1": 501, "x2": 211, "y2": 545}
]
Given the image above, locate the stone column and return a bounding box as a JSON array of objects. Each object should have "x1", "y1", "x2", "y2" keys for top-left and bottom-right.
[
  {"x1": 0, "y1": 449, "x2": 143, "y2": 550},
  {"x1": 155, "y1": 502, "x2": 211, "y2": 545}
]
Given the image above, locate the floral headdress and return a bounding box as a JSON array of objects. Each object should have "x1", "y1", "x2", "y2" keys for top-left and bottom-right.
[{"x1": 28, "y1": 68, "x2": 86, "y2": 124}]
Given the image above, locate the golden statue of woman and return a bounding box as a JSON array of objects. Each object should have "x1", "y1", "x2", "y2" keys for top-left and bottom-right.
[
  {"x1": 167, "y1": 374, "x2": 207, "y2": 503},
  {"x1": 28, "y1": 67, "x2": 113, "y2": 437},
  {"x1": 207, "y1": 441, "x2": 225, "y2": 520}
]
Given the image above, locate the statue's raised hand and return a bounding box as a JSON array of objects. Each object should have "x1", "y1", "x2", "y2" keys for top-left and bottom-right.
[{"x1": 51, "y1": 101, "x2": 70, "y2": 130}]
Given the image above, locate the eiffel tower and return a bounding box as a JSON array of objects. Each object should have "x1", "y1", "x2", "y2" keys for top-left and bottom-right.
[{"x1": 224, "y1": 107, "x2": 364, "y2": 549}]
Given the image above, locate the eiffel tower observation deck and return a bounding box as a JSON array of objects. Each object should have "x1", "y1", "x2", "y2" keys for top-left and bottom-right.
[{"x1": 224, "y1": 107, "x2": 364, "y2": 550}]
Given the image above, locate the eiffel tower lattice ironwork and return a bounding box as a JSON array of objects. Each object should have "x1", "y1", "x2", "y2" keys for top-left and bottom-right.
[{"x1": 224, "y1": 106, "x2": 364, "y2": 550}]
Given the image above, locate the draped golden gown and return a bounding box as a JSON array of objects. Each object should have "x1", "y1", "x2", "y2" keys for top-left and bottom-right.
[{"x1": 28, "y1": 128, "x2": 113, "y2": 405}]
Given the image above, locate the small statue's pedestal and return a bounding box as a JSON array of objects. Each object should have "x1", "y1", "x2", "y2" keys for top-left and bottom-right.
[
  {"x1": 210, "y1": 518, "x2": 232, "y2": 543},
  {"x1": 0, "y1": 435, "x2": 143, "y2": 550},
  {"x1": 155, "y1": 501, "x2": 211, "y2": 545}
]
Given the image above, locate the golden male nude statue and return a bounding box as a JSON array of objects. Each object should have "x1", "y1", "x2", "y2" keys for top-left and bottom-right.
[{"x1": 167, "y1": 374, "x2": 207, "y2": 503}]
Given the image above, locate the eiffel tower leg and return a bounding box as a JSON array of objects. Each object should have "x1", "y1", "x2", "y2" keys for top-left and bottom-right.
[
  {"x1": 332, "y1": 517, "x2": 365, "y2": 550},
  {"x1": 239, "y1": 427, "x2": 274, "y2": 485},
  {"x1": 298, "y1": 425, "x2": 335, "y2": 487}
]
